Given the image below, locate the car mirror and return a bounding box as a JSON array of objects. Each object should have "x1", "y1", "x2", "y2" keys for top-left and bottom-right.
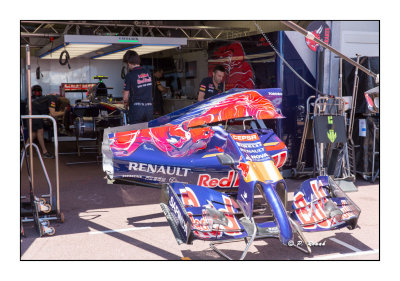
[{"x1": 216, "y1": 154, "x2": 235, "y2": 166}]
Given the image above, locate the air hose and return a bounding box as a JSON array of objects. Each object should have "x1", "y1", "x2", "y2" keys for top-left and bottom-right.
[
  {"x1": 121, "y1": 65, "x2": 126, "y2": 80},
  {"x1": 36, "y1": 66, "x2": 43, "y2": 80},
  {"x1": 59, "y1": 50, "x2": 71, "y2": 69}
]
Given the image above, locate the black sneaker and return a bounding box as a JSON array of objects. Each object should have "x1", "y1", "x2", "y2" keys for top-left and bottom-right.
[{"x1": 42, "y1": 152, "x2": 54, "y2": 159}]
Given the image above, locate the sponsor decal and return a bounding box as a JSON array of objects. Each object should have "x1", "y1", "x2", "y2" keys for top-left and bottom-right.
[
  {"x1": 169, "y1": 195, "x2": 188, "y2": 237},
  {"x1": 197, "y1": 170, "x2": 239, "y2": 188},
  {"x1": 231, "y1": 133, "x2": 259, "y2": 142},
  {"x1": 186, "y1": 195, "x2": 242, "y2": 238},
  {"x1": 238, "y1": 142, "x2": 263, "y2": 149},
  {"x1": 364, "y1": 92, "x2": 375, "y2": 111},
  {"x1": 271, "y1": 151, "x2": 287, "y2": 168},
  {"x1": 233, "y1": 134, "x2": 271, "y2": 163},
  {"x1": 305, "y1": 21, "x2": 331, "y2": 52},
  {"x1": 178, "y1": 187, "x2": 242, "y2": 238},
  {"x1": 246, "y1": 152, "x2": 269, "y2": 161},
  {"x1": 62, "y1": 83, "x2": 96, "y2": 91},
  {"x1": 142, "y1": 144, "x2": 155, "y2": 151},
  {"x1": 294, "y1": 197, "x2": 328, "y2": 225},
  {"x1": 292, "y1": 179, "x2": 358, "y2": 230},
  {"x1": 137, "y1": 73, "x2": 152, "y2": 84},
  {"x1": 179, "y1": 186, "x2": 201, "y2": 207},
  {"x1": 128, "y1": 162, "x2": 191, "y2": 177},
  {"x1": 267, "y1": 92, "x2": 282, "y2": 96},
  {"x1": 118, "y1": 36, "x2": 139, "y2": 41},
  {"x1": 121, "y1": 174, "x2": 166, "y2": 182}
]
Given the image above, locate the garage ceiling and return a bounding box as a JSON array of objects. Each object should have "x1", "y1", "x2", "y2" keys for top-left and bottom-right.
[{"x1": 20, "y1": 20, "x2": 312, "y2": 57}]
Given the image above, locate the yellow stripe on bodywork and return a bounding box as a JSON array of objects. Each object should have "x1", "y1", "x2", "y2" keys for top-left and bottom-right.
[
  {"x1": 263, "y1": 142, "x2": 280, "y2": 147},
  {"x1": 202, "y1": 153, "x2": 224, "y2": 158}
]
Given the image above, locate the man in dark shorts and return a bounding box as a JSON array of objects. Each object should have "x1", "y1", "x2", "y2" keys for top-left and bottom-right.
[
  {"x1": 28, "y1": 95, "x2": 68, "y2": 158},
  {"x1": 152, "y1": 68, "x2": 168, "y2": 115},
  {"x1": 122, "y1": 50, "x2": 153, "y2": 124},
  {"x1": 197, "y1": 64, "x2": 226, "y2": 102}
]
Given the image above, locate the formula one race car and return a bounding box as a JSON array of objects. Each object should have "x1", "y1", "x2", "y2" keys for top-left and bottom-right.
[{"x1": 102, "y1": 88, "x2": 361, "y2": 260}]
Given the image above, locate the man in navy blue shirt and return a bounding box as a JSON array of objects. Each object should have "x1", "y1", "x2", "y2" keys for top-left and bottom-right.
[
  {"x1": 122, "y1": 50, "x2": 153, "y2": 124},
  {"x1": 197, "y1": 64, "x2": 226, "y2": 102}
]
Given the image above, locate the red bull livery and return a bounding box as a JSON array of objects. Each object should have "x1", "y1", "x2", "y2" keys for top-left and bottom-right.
[{"x1": 102, "y1": 88, "x2": 361, "y2": 260}]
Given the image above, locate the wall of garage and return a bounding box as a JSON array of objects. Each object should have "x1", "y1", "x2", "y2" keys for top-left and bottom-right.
[
  {"x1": 173, "y1": 50, "x2": 208, "y2": 99},
  {"x1": 322, "y1": 21, "x2": 379, "y2": 96},
  {"x1": 21, "y1": 51, "x2": 209, "y2": 103},
  {"x1": 21, "y1": 57, "x2": 126, "y2": 103}
]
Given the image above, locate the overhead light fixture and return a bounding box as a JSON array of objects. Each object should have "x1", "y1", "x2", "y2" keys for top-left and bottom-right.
[
  {"x1": 92, "y1": 44, "x2": 180, "y2": 60},
  {"x1": 39, "y1": 42, "x2": 112, "y2": 59},
  {"x1": 90, "y1": 44, "x2": 141, "y2": 60},
  {"x1": 37, "y1": 35, "x2": 187, "y2": 60}
]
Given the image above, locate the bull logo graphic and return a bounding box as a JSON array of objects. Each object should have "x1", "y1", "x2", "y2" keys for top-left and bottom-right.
[
  {"x1": 110, "y1": 124, "x2": 215, "y2": 158},
  {"x1": 186, "y1": 91, "x2": 283, "y2": 128},
  {"x1": 237, "y1": 162, "x2": 250, "y2": 179}
]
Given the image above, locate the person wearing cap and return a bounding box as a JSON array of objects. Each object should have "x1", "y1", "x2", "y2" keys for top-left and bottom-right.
[
  {"x1": 197, "y1": 64, "x2": 226, "y2": 102},
  {"x1": 27, "y1": 95, "x2": 69, "y2": 158},
  {"x1": 31, "y1": 85, "x2": 43, "y2": 100},
  {"x1": 122, "y1": 50, "x2": 153, "y2": 124}
]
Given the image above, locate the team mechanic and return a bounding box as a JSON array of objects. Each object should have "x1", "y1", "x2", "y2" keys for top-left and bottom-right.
[
  {"x1": 27, "y1": 94, "x2": 69, "y2": 158},
  {"x1": 197, "y1": 64, "x2": 226, "y2": 102},
  {"x1": 122, "y1": 50, "x2": 153, "y2": 124}
]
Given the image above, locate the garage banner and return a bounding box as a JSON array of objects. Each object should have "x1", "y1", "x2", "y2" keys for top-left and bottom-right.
[{"x1": 305, "y1": 21, "x2": 331, "y2": 52}]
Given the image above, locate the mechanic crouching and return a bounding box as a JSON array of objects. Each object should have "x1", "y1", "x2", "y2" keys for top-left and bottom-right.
[{"x1": 27, "y1": 95, "x2": 69, "y2": 158}]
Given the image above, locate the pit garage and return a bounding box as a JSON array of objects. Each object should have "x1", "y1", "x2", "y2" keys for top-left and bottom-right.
[{"x1": 18, "y1": 19, "x2": 380, "y2": 262}]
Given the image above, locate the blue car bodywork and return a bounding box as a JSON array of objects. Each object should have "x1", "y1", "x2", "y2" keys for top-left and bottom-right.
[{"x1": 102, "y1": 88, "x2": 361, "y2": 259}]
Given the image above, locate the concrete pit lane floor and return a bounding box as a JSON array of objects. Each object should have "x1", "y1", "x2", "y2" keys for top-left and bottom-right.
[{"x1": 20, "y1": 142, "x2": 379, "y2": 260}]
